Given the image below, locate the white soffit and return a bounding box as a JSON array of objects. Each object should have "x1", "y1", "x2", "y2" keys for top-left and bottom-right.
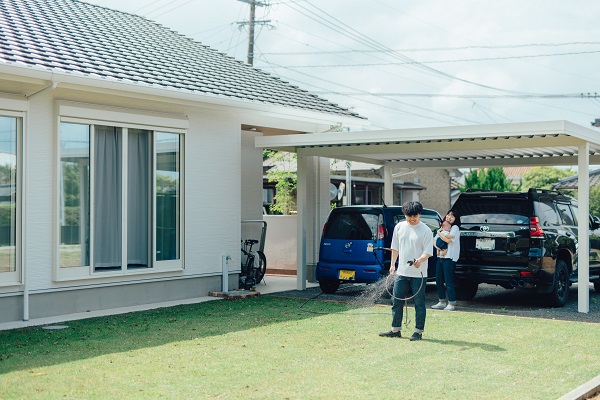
[{"x1": 255, "y1": 120, "x2": 600, "y2": 168}]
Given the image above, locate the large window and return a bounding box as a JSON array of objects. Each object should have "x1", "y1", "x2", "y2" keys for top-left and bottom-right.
[
  {"x1": 0, "y1": 116, "x2": 20, "y2": 282},
  {"x1": 59, "y1": 122, "x2": 183, "y2": 277}
]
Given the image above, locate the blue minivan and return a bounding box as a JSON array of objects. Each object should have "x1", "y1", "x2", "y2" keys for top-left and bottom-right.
[{"x1": 316, "y1": 205, "x2": 442, "y2": 294}]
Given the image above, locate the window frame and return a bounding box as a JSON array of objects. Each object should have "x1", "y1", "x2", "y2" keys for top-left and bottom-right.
[
  {"x1": 0, "y1": 111, "x2": 23, "y2": 287},
  {"x1": 56, "y1": 104, "x2": 186, "y2": 281}
]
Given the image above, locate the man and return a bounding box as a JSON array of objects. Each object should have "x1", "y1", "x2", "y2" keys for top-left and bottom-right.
[{"x1": 379, "y1": 201, "x2": 433, "y2": 341}]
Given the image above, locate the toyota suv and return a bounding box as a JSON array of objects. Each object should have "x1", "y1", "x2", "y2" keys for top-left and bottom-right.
[
  {"x1": 316, "y1": 205, "x2": 442, "y2": 294},
  {"x1": 452, "y1": 188, "x2": 600, "y2": 307}
]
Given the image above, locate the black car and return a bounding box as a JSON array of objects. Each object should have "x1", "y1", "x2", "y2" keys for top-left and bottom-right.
[
  {"x1": 316, "y1": 205, "x2": 442, "y2": 294},
  {"x1": 452, "y1": 188, "x2": 600, "y2": 307}
]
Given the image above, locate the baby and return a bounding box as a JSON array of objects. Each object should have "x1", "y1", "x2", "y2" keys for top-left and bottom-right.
[{"x1": 434, "y1": 220, "x2": 452, "y2": 257}]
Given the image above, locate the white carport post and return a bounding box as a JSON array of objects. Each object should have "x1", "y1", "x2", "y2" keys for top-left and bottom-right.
[
  {"x1": 383, "y1": 165, "x2": 394, "y2": 206},
  {"x1": 578, "y1": 142, "x2": 590, "y2": 313},
  {"x1": 296, "y1": 155, "x2": 308, "y2": 290}
]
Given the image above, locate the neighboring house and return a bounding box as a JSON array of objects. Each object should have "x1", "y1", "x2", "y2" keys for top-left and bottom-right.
[
  {"x1": 553, "y1": 168, "x2": 600, "y2": 190},
  {"x1": 0, "y1": 0, "x2": 366, "y2": 324},
  {"x1": 502, "y1": 166, "x2": 535, "y2": 187},
  {"x1": 263, "y1": 157, "x2": 458, "y2": 215}
]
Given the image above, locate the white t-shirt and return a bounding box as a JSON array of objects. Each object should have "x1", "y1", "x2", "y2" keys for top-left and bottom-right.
[
  {"x1": 439, "y1": 225, "x2": 460, "y2": 262},
  {"x1": 390, "y1": 220, "x2": 433, "y2": 278}
]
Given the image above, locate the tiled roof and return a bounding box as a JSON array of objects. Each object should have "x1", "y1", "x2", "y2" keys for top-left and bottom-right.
[
  {"x1": 552, "y1": 168, "x2": 600, "y2": 189},
  {"x1": 0, "y1": 0, "x2": 363, "y2": 120}
]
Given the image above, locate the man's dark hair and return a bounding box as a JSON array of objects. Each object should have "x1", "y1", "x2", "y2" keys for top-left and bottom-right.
[{"x1": 402, "y1": 201, "x2": 423, "y2": 216}]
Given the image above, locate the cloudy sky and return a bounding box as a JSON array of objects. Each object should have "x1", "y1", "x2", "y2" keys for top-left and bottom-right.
[{"x1": 86, "y1": 0, "x2": 600, "y2": 131}]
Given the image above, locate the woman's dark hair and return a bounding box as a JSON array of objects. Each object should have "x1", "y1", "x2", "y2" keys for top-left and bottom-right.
[
  {"x1": 441, "y1": 209, "x2": 461, "y2": 227},
  {"x1": 402, "y1": 201, "x2": 423, "y2": 216}
]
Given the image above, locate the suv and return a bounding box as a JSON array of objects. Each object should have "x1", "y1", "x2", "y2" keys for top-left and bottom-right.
[
  {"x1": 316, "y1": 205, "x2": 442, "y2": 294},
  {"x1": 452, "y1": 188, "x2": 600, "y2": 307}
]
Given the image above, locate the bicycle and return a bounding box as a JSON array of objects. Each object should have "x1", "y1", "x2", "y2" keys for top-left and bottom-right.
[{"x1": 240, "y1": 239, "x2": 267, "y2": 290}]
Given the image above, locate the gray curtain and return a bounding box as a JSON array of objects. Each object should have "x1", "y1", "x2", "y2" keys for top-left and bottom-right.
[
  {"x1": 127, "y1": 129, "x2": 150, "y2": 267},
  {"x1": 93, "y1": 126, "x2": 122, "y2": 269}
]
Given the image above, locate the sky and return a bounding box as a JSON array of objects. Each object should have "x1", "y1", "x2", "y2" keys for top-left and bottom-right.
[{"x1": 85, "y1": 0, "x2": 600, "y2": 132}]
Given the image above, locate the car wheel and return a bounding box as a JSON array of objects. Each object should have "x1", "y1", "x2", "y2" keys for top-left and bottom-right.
[
  {"x1": 546, "y1": 260, "x2": 569, "y2": 307},
  {"x1": 319, "y1": 279, "x2": 340, "y2": 294},
  {"x1": 455, "y1": 279, "x2": 478, "y2": 301},
  {"x1": 594, "y1": 280, "x2": 600, "y2": 294}
]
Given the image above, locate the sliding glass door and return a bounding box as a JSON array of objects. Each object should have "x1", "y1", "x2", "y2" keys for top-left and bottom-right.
[{"x1": 59, "y1": 122, "x2": 182, "y2": 276}]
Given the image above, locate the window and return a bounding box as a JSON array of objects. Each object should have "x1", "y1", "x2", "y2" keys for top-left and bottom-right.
[
  {"x1": 556, "y1": 202, "x2": 575, "y2": 226},
  {"x1": 58, "y1": 122, "x2": 183, "y2": 278},
  {"x1": 0, "y1": 115, "x2": 20, "y2": 284}
]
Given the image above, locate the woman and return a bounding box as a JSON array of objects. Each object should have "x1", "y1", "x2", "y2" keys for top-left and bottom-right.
[{"x1": 431, "y1": 210, "x2": 460, "y2": 311}]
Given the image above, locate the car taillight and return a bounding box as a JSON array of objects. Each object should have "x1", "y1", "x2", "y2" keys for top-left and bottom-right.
[
  {"x1": 529, "y1": 216, "x2": 544, "y2": 237},
  {"x1": 377, "y1": 224, "x2": 385, "y2": 240}
]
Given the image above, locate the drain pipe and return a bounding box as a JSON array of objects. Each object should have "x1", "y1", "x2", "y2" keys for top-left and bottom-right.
[{"x1": 22, "y1": 80, "x2": 58, "y2": 321}]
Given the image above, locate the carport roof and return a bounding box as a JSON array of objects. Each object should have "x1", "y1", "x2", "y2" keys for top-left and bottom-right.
[{"x1": 256, "y1": 120, "x2": 600, "y2": 168}]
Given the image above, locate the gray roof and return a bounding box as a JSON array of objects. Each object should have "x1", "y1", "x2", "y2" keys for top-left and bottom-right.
[
  {"x1": 553, "y1": 168, "x2": 600, "y2": 189},
  {"x1": 0, "y1": 0, "x2": 363, "y2": 120}
]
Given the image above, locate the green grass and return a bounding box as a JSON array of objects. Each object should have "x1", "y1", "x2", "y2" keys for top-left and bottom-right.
[{"x1": 1, "y1": 296, "x2": 599, "y2": 399}]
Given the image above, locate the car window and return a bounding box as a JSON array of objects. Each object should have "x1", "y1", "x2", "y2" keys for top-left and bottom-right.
[
  {"x1": 534, "y1": 198, "x2": 560, "y2": 226},
  {"x1": 455, "y1": 199, "x2": 530, "y2": 224},
  {"x1": 556, "y1": 202, "x2": 575, "y2": 226},
  {"x1": 391, "y1": 212, "x2": 440, "y2": 231},
  {"x1": 569, "y1": 204, "x2": 579, "y2": 225},
  {"x1": 323, "y1": 211, "x2": 381, "y2": 240}
]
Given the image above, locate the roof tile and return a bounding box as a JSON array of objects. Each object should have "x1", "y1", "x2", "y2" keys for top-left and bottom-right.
[{"x1": 0, "y1": 0, "x2": 363, "y2": 120}]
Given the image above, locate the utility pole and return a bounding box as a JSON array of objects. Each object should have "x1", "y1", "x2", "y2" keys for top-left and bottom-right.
[{"x1": 236, "y1": 0, "x2": 271, "y2": 65}]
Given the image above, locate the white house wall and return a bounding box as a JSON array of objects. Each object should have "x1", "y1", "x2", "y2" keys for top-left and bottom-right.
[{"x1": 0, "y1": 88, "x2": 248, "y2": 323}]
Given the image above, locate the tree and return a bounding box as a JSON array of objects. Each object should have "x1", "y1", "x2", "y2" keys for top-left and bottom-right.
[
  {"x1": 461, "y1": 167, "x2": 514, "y2": 192},
  {"x1": 590, "y1": 187, "x2": 600, "y2": 217},
  {"x1": 522, "y1": 166, "x2": 572, "y2": 190},
  {"x1": 266, "y1": 151, "x2": 297, "y2": 215}
]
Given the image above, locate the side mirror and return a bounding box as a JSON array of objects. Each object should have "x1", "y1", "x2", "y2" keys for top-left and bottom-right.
[{"x1": 592, "y1": 216, "x2": 600, "y2": 230}]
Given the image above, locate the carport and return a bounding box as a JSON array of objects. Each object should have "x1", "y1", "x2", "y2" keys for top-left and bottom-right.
[{"x1": 256, "y1": 120, "x2": 600, "y2": 313}]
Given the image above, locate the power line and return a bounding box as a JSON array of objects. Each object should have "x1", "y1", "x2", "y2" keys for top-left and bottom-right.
[
  {"x1": 261, "y1": 41, "x2": 600, "y2": 55},
  {"x1": 268, "y1": 49, "x2": 600, "y2": 68},
  {"x1": 280, "y1": 1, "x2": 561, "y2": 98},
  {"x1": 307, "y1": 93, "x2": 587, "y2": 99}
]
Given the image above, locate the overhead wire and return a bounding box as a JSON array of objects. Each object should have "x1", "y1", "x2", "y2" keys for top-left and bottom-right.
[
  {"x1": 261, "y1": 41, "x2": 600, "y2": 55},
  {"x1": 271, "y1": 49, "x2": 600, "y2": 68},
  {"x1": 283, "y1": 0, "x2": 544, "y2": 97}
]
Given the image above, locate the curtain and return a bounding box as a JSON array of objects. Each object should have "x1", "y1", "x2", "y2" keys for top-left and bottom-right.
[
  {"x1": 127, "y1": 129, "x2": 150, "y2": 267},
  {"x1": 93, "y1": 126, "x2": 122, "y2": 269}
]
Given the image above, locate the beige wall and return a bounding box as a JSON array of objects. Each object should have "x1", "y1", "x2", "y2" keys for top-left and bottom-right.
[
  {"x1": 262, "y1": 215, "x2": 297, "y2": 275},
  {"x1": 415, "y1": 169, "x2": 451, "y2": 215}
]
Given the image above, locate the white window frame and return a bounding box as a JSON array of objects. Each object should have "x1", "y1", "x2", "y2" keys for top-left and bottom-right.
[
  {"x1": 56, "y1": 102, "x2": 187, "y2": 281},
  {"x1": 0, "y1": 110, "x2": 23, "y2": 287}
]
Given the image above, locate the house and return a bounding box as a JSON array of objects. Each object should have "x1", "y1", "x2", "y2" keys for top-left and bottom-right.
[
  {"x1": 0, "y1": 0, "x2": 366, "y2": 324},
  {"x1": 553, "y1": 168, "x2": 600, "y2": 190},
  {"x1": 263, "y1": 156, "x2": 459, "y2": 215}
]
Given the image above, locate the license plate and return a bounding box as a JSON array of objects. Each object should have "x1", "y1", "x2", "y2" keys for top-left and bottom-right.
[
  {"x1": 339, "y1": 269, "x2": 356, "y2": 280},
  {"x1": 476, "y1": 238, "x2": 495, "y2": 250}
]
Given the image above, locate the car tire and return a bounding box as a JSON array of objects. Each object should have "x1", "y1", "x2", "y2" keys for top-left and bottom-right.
[
  {"x1": 594, "y1": 280, "x2": 600, "y2": 294},
  {"x1": 455, "y1": 279, "x2": 478, "y2": 301},
  {"x1": 546, "y1": 260, "x2": 570, "y2": 307},
  {"x1": 319, "y1": 279, "x2": 340, "y2": 294}
]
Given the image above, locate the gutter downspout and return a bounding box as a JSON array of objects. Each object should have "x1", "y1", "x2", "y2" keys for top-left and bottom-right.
[{"x1": 22, "y1": 80, "x2": 58, "y2": 321}]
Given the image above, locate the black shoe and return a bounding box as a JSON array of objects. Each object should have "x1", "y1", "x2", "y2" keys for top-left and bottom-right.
[
  {"x1": 379, "y1": 330, "x2": 401, "y2": 338},
  {"x1": 409, "y1": 332, "x2": 422, "y2": 341}
]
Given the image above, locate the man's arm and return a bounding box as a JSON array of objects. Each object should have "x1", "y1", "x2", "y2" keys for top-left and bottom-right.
[{"x1": 390, "y1": 249, "x2": 398, "y2": 274}]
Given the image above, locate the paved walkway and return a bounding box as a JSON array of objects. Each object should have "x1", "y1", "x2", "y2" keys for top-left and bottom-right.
[{"x1": 0, "y1": 275, "x2": 318, "y2": 331}]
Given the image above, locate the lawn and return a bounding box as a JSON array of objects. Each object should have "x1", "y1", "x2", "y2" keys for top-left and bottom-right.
[{"x1": 0, "y1": 295, "x2": 599, "y2": 399}]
